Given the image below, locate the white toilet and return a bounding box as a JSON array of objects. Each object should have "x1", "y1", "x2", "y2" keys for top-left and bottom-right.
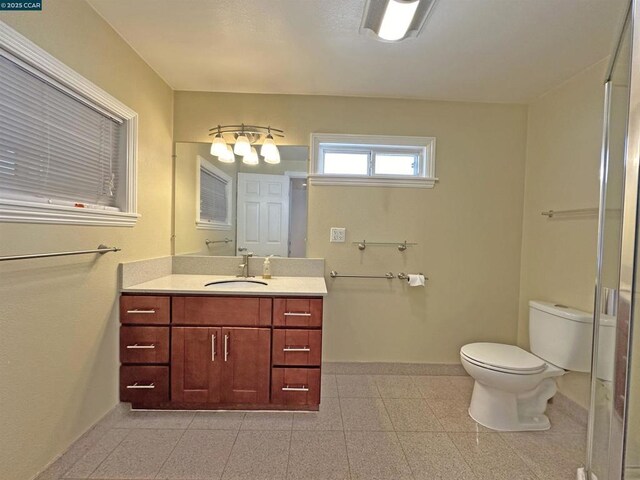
[{"x1": 460, "y1": 300, "x2": 613, "y2": 431}]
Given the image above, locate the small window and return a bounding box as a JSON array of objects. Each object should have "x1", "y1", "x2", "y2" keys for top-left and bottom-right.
[
  {"x1": 0, "y1": 23, "x2": 138, "y2": 226},
  {"x1": 197, "y1": 156, "x2": 232, "y2": 230},
  {"x1": 310, "y1": 134, "x2": 436, "y2": 188}
]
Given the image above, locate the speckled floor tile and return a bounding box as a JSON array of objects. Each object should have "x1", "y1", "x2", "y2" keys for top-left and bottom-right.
[
  {"x1": 321, "y1": 375, "x2": 339, "y2": 398},
  {"x1": 339, "y1": 397, "x2": 393, "y2": 431},
  {"x1": 383, "y1": 398, "x2": 443, "y2": 431},
  {"x1": 189, "y1": 411, "x2": 245, "y2": 430},
  {"x1": 114, "y1": 410, "x2": 195, "y2": 430},
  {"x1": 373, "y1": 375, "x2": 422, "y2": 398},
  {"x1": 449, "y1": 432, "x2": 539, "y2": 479},
  {"x1": 90, "y1": 429, "x2": 183, "y2": 479},
  {"x1": 501, "y1": 432, "x2": 586, "y2": 480},
  {"x1": 240, "y1": 411, "x2": 293, "y2": 431},
  {"x1": 413, "y1": 375, "x2": 474, "y2": 402},
  {"x1": 63, "y1": 429, "x2": 130, "y2": 478},
  {"x1": 287, "y1": 431, "x2": 349, "y2": 480},
  {"x1": 397, "y1": 431, "x2": 476, "y2": 480},
  {"x1": 426, "y1": 397, "x2": 492, "y2": 432},
  {"x1": 221, "y1": 430, "x2": 290, "y2": 480},
  {"x1": 293, "y1": 397, "x2": 343, "y2": 431},
  {"x1": 336, "y1": 375, "x2": 380, "y2": 398},
  {"x1": 156, "y1": 429, "x2": 237, "y2": 480},
  {"x1": 546, "y1": 404, "x2": 588, "y2": 433},
  {"x1": 345, "y1": 431, "x2": 412, "y2": 480}
]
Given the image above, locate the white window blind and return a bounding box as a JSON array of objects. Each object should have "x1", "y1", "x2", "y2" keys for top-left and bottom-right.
[
  {"x1": 0, "y1": 52, "x2": 124, "y2": 211},
  {"x1": 200, "y1": 167, "x2": 228, "y2": 223}
]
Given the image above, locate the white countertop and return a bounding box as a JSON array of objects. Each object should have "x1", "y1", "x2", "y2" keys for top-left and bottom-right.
[{"x1": 122, "y1": 274, "x2": 327, "y2": 296}]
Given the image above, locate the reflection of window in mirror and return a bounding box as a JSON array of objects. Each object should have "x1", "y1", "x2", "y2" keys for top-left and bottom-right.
[{"x1": 196, "y1": 156, "x2": 232, "y2": 230}]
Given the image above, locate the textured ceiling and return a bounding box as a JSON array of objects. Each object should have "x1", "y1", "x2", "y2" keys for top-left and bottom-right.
[{"x1": 87, "y1": 0, "x2": 628, "y2": 103}]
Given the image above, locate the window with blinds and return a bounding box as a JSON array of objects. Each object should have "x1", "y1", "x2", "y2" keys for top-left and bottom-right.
[
  {"x1": 0, "y1": 53, "x2": 124, "y2": 211},
  {"x1": 197, "y1": 157, "x2": 232, "y2": 230},
  {"x1": 0, "y1": 22, "x2": 138, "y2": 226}
]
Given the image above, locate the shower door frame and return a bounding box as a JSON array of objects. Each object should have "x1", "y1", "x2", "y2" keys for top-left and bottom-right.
[{"x1": 587, "y1": 0, "x2": 640, "y2": 478}]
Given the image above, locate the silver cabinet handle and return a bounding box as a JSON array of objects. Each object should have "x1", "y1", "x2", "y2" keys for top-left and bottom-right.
[
  {"x1": 126, "y1": 382, "x2": 155, "y2": 389},
  {"x1": 211, "y1": 334, "x2": 216, "y2": 362},
  {"x1": 126, "y1": 309, "x2": 156, "y2": 314},
  {"x1": 126, "y1": 344, "x2": 155, "y2": 349},
  {"x1": 282, "y1": 385, "x2": 309, "y2": 392},
  {"x1": 284, "y1": 312, "x2": 311, "y2": 317},
  {"x1": 283, "y1": 346, "x2": 311, "y2": 352},
  {"x1": 224, "y1": 334, "x2": 229, "y2": 362}
]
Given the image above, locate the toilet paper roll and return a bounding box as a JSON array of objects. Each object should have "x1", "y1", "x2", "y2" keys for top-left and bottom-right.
[{"x1": 407, "y1": 274, "x2": 425, "y2": 287}]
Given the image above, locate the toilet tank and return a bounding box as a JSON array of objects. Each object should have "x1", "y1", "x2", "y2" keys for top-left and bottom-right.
[{"x1": 529, "y1": 300, "x2": 594, "y2": 372}]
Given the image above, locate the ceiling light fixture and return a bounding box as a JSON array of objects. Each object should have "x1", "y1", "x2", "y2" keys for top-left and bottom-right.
[
  {"x1": 360, "y1": 0, "x2": 438, "y2": 42},
  {"x1": 208, "y1": 124, "x2": 284, "y2": 164}
]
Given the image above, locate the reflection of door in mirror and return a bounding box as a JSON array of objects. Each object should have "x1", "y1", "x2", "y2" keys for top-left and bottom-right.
[{"x1": 237, "y1": 173, "x2": 290, "y2": 257}]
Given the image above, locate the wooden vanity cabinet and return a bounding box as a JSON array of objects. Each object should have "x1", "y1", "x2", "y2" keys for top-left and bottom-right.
[{"x1": 120, "y1": 293, "x2": 323, "y2": 410}]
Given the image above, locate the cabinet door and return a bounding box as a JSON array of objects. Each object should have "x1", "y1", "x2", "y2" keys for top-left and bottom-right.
[
  {"x1": 221, "y1": 327, "x2": 270, "y2": 404},
  {"x1": 172, "y1": 327, "x2": 222, "y2": 403}
]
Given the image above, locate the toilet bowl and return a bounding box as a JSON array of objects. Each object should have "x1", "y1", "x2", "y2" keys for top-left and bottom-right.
[
  {"x1": 460, "y1": 342, "x2": 564, "y2": 431},
  {"x1": 460, "y1": 300, "x2": 614, "y2": 432}
]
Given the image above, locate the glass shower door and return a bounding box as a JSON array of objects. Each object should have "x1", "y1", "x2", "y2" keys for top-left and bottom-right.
[{"x1": 587, "y1": 5, "x2": 633, "y2": 480}]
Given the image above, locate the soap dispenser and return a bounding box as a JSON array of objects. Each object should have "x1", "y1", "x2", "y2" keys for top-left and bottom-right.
[{"x1": 262, "y1": 256, "x2": 272, "y2": 279}]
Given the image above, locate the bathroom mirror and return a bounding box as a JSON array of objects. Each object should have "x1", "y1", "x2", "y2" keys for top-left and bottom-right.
[{"x1": 173, "y1": 142, "x2": 309, "y2": 257}]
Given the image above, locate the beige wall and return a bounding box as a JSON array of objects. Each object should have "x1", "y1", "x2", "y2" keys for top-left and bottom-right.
[
  {"x1": 175, "y1": 91, "x2": 529, "y2": 363},
  {"x1": 0, "y1": 3, "x2": 173, "y2": 479},
  {"x1": 518, "y1": 60, "x2": 607, "y2": 407}
]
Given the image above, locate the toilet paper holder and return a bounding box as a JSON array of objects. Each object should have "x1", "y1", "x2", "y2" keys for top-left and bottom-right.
[{"x1": 397, "y1": 272, "x2": 428, "y2": 280}]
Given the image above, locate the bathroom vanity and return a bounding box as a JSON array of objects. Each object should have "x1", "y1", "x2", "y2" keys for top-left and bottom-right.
[{"x1": 118, "y1": 274, "x2": 326, "y2": 411}]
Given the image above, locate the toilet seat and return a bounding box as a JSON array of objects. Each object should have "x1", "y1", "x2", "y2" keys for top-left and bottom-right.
[{"x1": 460, "y1": 343, "x2": 547, "y2": 375}]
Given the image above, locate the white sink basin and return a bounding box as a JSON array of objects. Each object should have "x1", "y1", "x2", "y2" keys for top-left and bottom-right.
[{"x1": 204, "y1": 279, "x2": 268, "y2": 288}]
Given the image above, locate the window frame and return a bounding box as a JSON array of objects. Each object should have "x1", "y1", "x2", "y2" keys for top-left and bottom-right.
[
  {"x1": 196, "y1": 156, "x2": 232, "y2": 231},
  {"x1": 0, "y1": 22, "x2": 139, "y2": 226},
  {"x1": 309, "y1": 133, "x2": 437, "y2": 188}
]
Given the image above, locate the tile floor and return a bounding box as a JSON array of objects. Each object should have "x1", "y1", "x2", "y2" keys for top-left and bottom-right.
[{"x1": 37, "y1": 374, "x2": 587, "y2": 480}]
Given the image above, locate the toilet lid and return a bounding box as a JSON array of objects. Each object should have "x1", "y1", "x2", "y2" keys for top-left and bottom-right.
[{"x1": 460, "y1": 343, "x2": 547, "y2": 373}]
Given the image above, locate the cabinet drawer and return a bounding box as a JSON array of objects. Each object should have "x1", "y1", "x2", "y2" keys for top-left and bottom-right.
[
  {"x1": 120, "y1": 326, "x2": 169, "y2": 364},
  {"x1": 120, "y1": 296, "x2": 170, "y2": 325},
  {"x1": 273, "y1": 298, "x2": 322, "y2": 328},
  {"x1": 172, "y1": 296, "x2": 272, "y2": 327},
  {"x1": 271, "y1": 368, "x2": 321, "y2": 406},
  {"x1": 120, "y1": 366, "x2": 169, "y2": 404},
  {"x1": 272, "y1": 329, "x2": 322, "y2": 366}
]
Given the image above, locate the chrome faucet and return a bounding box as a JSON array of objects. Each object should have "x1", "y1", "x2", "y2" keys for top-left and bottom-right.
[{"x1": 237, "y1": 252, "x2": 254, "y2": 278}]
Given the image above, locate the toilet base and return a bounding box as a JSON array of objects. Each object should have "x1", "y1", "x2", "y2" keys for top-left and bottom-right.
[{"x1": 468, "y1": 378, "x2": 557, "y2": 431}]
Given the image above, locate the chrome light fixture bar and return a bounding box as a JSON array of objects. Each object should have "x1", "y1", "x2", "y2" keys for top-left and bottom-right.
[
  {"x1": 208, "y1": 124, "x2": 284, "y2": 165},
  {"x1": 360, "y1": 0, "x2": 438, "y2": 42}
]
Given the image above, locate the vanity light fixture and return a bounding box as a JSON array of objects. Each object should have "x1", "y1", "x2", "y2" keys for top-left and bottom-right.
[
  {"x1": 208, "y1": 124, "x2": 284, "y2": 164},
  {"x1": 243, "y1": 147, "x2": 259, "y2": 165},
  {"x1": 360, "y1": 0, "x2": 438, "y2": 42}
]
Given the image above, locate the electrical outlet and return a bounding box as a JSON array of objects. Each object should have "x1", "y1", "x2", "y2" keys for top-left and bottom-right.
[{"x1": 330, "y1": 227, "x2": 346, "y2": 243}]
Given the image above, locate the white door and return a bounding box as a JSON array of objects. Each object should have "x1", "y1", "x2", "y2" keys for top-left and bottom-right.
[{"x1": 236, "y1": 173, "x2": 290, "y2": 257}]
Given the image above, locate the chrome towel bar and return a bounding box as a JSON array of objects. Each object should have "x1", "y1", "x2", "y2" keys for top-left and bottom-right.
[
  {"x1": 330, "y1": 270, "x2": 395, "y2": 279},
  {"x1": 206, "y1": 237, "x2": 232, "y2": 246},
  {"x1": 0, "y1": 244, "x2": 121, "y2": 262}
]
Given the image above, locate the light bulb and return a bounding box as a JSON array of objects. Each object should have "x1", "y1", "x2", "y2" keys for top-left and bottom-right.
[
  {"x1": 263, "y1": 146, "x2": 281, "y2": 164},
  {"x1": 243, "y1": 147, "x2": 259, "y2": 165},
  {"x1": 378, "y1": 0, "x2": 419, "y2": 41},
  {"x1": 210, "y1": 134, "x2": 228, "y2": 157},
  {"x1": 260, "y1": 134, "x2": 278, "y2": 159},
  {"x1": 218, "y1": 145, "x2": 235, "y2": 163},
  {"x1": 233, "y1": 134, "x2": 251, "y2": 156}
]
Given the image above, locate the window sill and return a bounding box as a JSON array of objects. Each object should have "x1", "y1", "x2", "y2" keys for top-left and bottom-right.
[
  {"x1": 196, "y1": 221, "x2": 232, "y2": 231},
  {"x1": 308, "y1": 174, "x2": 438, "y2": 188},
  {"x1": 0, "y1": 199, "x2": 139, "y2": 226}
]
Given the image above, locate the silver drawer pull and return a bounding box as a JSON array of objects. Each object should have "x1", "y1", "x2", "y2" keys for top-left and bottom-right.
[
  {"x1": 283, "y1": 346, "x2": 311, "y2": 352},
  {"x1": 126, "y1": 309, "x2": 156, "y2": 314},
  {"x1": 282, "y1": 385, "x2": 309, "y2": 392},
  {"x1": 126, "y1": 344, "x2": 155, "y2": 349},
  {"x1": 211, "y1": 334, "x2": 216, "y2": 362},
  {"x1": 284, "y1": 312, "x2": 311, "y2": 317},
  {"x1": 126, "y1": 382, "x2": 155, "y2": 389}
]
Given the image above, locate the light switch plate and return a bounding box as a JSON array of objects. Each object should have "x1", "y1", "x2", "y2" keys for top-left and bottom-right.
[{"x1": 330, "y1": 227, "x2": 346, "y2": 243}]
